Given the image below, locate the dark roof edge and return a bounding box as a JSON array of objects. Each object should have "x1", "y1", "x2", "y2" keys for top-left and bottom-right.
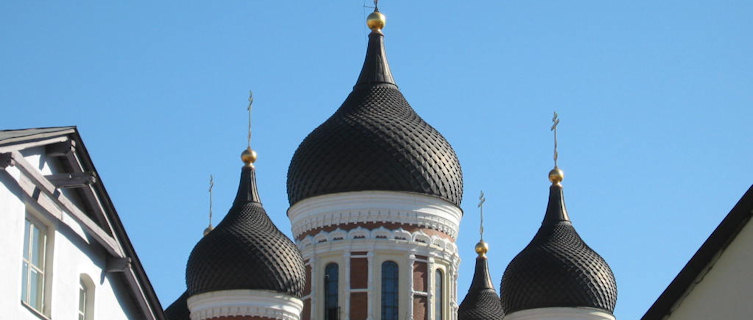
[
  {"x1": 642, "y1": 185, "x2": 753, "y2": 320},
  {"x1": 70, "y1": 129, "x2": 167, "y2": 320},
  {"x1": 0, "y1": 126, "x2": 76, "y2": 146}
]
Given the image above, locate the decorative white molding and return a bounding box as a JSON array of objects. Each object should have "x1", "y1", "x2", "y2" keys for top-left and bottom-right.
[
  {"x1": 288, "y1": 191, "x2": 462, "y2": 239},
  {"x1": 297, "y1": 227, "x2": 459, "y2": 262},
  {"x1": 187, "y1": 290, "x2": 303, "y2": 320},
  {"x1": 503, "y1": 307, "x2": 616, "y2": 320}
]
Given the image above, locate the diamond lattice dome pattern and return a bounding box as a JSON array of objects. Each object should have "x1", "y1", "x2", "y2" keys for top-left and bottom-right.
[{"x1": 287, "y1": 31, "x2": 462, "y2": 207}]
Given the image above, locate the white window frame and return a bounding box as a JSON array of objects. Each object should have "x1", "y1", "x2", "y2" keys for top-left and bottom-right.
[
  {"x1": 434, "y1": 268, "x2": 444, "y2": 320},
  {"x1": 78, "y1": 281, "x2": 87, "y2": 320},
  {"x1": 78, "y1": 274, "x2": 95, "y2": 320},
  {"x1": 21, "y1": 213, "x2": 52, "y2": 316}
]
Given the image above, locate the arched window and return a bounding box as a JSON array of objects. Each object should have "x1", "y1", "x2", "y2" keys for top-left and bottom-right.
[
  {"x1": 78, "y1": 274, "x2": 95, "y2": 320},
  {"x1": 435, "y1": 269, "x2": 443, "y2": 320},
  {"x1": 324, "y1": 263, "x2": 339, "y2": 320},
  {"x1": 381, "y1": 261, "x2": 399, "y2": 320}
]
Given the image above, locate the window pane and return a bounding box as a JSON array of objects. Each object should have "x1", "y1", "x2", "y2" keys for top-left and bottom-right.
[
  {"x1": 435, "y1": 269, "x2": 443, "y2": 320},
  {"x1": 381, "y1": 261, "x2": 399, "y2": 320},
  {"x1": 23, "y1": 220, "x2": 31, "y2": 260},
  {"x1": 31, "y1": 224, "x2": 45, "y2": 267},
  {"x1": 79, "y1": 286, "x2": 86, "y2": 313},
  {"x1": 29, "y1": 269, "x2": 42, "y2": 310},
  {"x1": 324, "y1": 263, "x2": 338, "y2": 320},
  {"x1": 21, "y1": 262, "x2": 29, "y2": 303}
]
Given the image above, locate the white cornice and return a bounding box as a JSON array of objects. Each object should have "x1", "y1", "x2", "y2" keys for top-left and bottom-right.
[
  {"x1": 287, "y1": 191, "x2": 462, "y2": 239},
  {"x1": 297, "y1": 227, "x2": 461, "y2": 269},
  {"x1": 503, "y1": 307, "x2": 616, "y2": 320},
  {"x1": 187, "y1": 289, "x2": 303, "y2": 320}
]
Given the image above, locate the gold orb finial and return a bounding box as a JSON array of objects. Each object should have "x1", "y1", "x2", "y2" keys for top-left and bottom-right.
[
  {"x1": 367, "y1": 10, "x2": 386, "y2": 31},
  {"x1": 241, "y1": 147, "x2": 257, "y2": 166},
  {"x1": 475, "y1": 240, "x2": 489, "y2": 257},
  {"x1": 203, "y1": 225, "x2": 214, "y2": 237},
  {"x1": 549, "y1": 167, "x2": 564, "y2": 184}
]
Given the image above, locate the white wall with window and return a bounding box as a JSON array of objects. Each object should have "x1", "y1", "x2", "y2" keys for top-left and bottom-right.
[
  {"x1": 293, "y1": 190, "x2": 463, "y2": 320},
  {"x1": 300, "y1": 230, "x2": 458, "y2": 320},
  {"x1": 0, "y1": 148, "x2": 140, "y2": 320}
]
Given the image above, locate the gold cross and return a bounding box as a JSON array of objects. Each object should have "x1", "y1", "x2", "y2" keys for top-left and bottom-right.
[
  {"x1": 551, "y1": 112, "x2": 560, "y2": 168},
  {"x1": 478, "y1": 190, "x2": 486, "y2": 240},
  {"x1": 247, "y1": 90, "x2": 254, "y2": 148},
  {"x1": 364, "y1": 0, "x2": 379, "y2": 11},
  {"x1": 207, "y1": 174, "x2": 214, "y2": 231}
]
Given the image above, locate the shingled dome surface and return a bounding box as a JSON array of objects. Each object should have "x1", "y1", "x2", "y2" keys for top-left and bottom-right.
[
  {"x1": 186, "y1": 166, "x2": 305, "y2": 297},
  {"x1": 287, "y1": 30, "x2": 463, "y2": 207},
  {"x1": 500, "y1": 184, "x2": 617, "y2": 314},
  {"x1": 458, "y1": 256, "x2": 504, "y2": 320}
]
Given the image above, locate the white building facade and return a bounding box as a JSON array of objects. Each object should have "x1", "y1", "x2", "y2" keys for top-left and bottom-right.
[{"x1": 0, "y1": 127, "x2": 164, "y2": 320}]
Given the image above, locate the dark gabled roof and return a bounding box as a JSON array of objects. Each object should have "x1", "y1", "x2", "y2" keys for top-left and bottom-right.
[
  {"x1": 642, "y1": 185, "x2": 753, "y2": 320},
  {"x1": 0, "y1": 126, "x2": 75, "y2": 146},
  {"x1": 186, "y1": 164, "x2": 306, "y2": 297},
  {"x1": 500, "y1": 183, "x2": 617, "y2": 314},
  {"x1": 286, "y1": 28, "x2": 463, "y2": 207},
  {"x1": 458, "y1": 255, "x2": 504, "y2": 320}
]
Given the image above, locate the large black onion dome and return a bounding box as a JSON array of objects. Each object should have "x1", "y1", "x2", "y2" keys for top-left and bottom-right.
[
  {"x1": 500, "y1": 184, "x2": 617, "y2": 314},
  {"x1": 286, "y1": 29, "x2": 463, "y2": 207},
  {"x1": 164, "y1": 291, "x2": 189, "y2": 320},
  {"x1": 458, "y1": 255, "x2": 504, "y2": 320},
  {"x1": 186, "y1": 165, "x2": 305, "y2": 297}
]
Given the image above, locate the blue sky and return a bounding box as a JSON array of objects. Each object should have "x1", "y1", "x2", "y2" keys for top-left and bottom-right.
[{"x1": 2, "y1": 1, "x2": 751, "y2": 319}]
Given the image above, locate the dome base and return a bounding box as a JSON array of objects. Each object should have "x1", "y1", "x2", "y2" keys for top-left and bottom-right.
[
  {"x1": 187, "y1": 289, "x2": 303, "y2": 320},
  {"x1": 504, "y1": 307, "x2": 615, "y2": 320}
]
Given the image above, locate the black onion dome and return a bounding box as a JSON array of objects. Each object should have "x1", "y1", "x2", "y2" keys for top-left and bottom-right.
[
  {"x1": 458, "y1": 255, "x2": 504, "y2": 320},
  {"x1": 500, "y1": 184, "x2": 617, "y2": 314},
  {"x1": 286, "y1": 30, "x2": 463, "y2": 207},
  {"x1": 186, "y1": 165, "x2": 305, "y2": 297},
  {"x1": 164, "y1": 291, "x2": 189, "y2": 320}
]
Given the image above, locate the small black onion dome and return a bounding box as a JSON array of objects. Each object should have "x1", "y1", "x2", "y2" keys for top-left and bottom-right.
[
  {"x1": 164, "y1": 291, "x2": 189, "y2": 320},
  {"x1": 286, "y1": 28, "x2": 463, "y2": 207},
  {"x1": 500, "y1": 183, "x2": 617, "y2": 314},
  {"x1": 458, "y1": 254, "x2": 504, "y2": 320},
  {"x1": 186, "y1": 164, "x2": 305, "y2": 297}
]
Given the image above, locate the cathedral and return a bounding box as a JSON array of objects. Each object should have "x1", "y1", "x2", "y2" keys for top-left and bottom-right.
[
  {"x1": 4, "y1": 4, "x2": 753, "y2": 320},
  {"x1": 161, "y1": 7, "x2": 617, "y2": 320}
]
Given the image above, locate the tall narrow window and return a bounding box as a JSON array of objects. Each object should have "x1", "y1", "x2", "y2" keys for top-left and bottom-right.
[
  {"x1": 21, "y1": 218, "x2": 47, "y2": 312},
  {"x1": 78, "y1": 275, "x2": 95, "y2": 320},
  {"x1": 435, "y1": 269, "x2": 443, "y2": 320},
  {"x1": 381, "y1": 261, "x2": 399, "y2": 320},
  {"x1": 324, "y1": 263, "x2": 339, "y2": 320},
  {"x1": 78, "y1": 281, "x2": 87, "y2": 320}
]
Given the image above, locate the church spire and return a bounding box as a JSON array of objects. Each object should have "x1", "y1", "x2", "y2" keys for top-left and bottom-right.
[
  {"x1": 236, "y1": 91, "x2": 260, "y2": 205},
  {"x1": 203, "y1": 174, "x2": 215, "y2": 236},
  {"x1": 185, "y1": 91, "x2": 305, "y2": 299},
  {"x1": 543, "y1": 111, "x2": 569, "y2": 225},
  {"x1": 354, "y1": 5, "x2": 395, "y2": 90},
  {"x1": 458, "y1": 190, "x2": 504, "y2": 320},
  {"x1": 499, "y1": 114, "x2": 617, "y2": 316}
]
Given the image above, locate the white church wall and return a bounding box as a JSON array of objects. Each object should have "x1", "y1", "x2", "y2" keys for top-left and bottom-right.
[
  {"x1": 665, "y1": 219, "x2": 753, "y2": 320},
  {"x1": 503, "y1": 307, "x2": 616, "y2": 320},
  {"x1": 293, "y1": 191, "x2": 462, "y2": 320},
  {"x1": 0, "y1": 148, "x2": 140, "y2": 320}
]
